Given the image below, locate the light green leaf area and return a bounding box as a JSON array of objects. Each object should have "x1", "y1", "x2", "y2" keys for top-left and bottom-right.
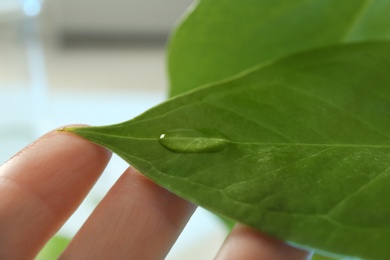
[
  {"x1": 65, "y1": 42, "x2": 390, "y2": 259},
  {"x1": 36, "y1": 235, "x2": 70, "y2": 260},
  {"x1": 311, "y1": 253, "x2": 339, "y2": 260},
  {"x1": 168, "y1": 0, "x2": 390, "y2": 96}
]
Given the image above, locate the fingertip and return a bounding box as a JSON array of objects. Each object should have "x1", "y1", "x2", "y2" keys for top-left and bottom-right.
[
  {"x1": 61, "y1": 167, "x2": 196, "y2": 259},
  {"x1": 53, "y1": 125, "x2": 113, "y2": 159},
  {"x1": 0, "y1": 125, "x2": 112, "y2": 259},
  {"x1": 2, "y1": 125, "x2": 112, "y2": 168},
  {"x1": 216, "y1": 224, "x2": 309, "y2": 260}
]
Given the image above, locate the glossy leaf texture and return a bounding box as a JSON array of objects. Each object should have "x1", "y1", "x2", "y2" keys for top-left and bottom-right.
[
  {"x1": 65, "y1": 42, "x2": 390, "y2": 259},
  {"x1": 168, "y1": 0, "x2": 390, "y2": 96}
]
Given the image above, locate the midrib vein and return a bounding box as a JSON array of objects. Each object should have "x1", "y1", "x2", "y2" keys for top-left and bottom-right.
[
  {"x1": 78, "y1": 130, "x2": 390, "y2": 149},
  {"x1": 228, "y1": 142, "x2": 390, "y2": 149}
]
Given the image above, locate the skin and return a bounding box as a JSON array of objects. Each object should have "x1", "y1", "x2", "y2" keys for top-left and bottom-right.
[{"x1": 0, "y1": 128, "x2": 310, "y2": 259}]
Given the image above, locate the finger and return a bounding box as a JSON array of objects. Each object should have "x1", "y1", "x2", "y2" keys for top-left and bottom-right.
[
  {"x1": 215, "y1": 224, "x2": 309, "y2": 260},
  {"x1": 61, "y1": 167, "x2": 196, "y2": 260},
  {"x1": 0, "y1": 129, "x2": 111, "y2": 259}
]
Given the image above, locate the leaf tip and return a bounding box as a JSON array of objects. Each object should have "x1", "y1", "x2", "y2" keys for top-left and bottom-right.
[{"x1": 56, "y1": 125, "x2": 88, "y2": 134}]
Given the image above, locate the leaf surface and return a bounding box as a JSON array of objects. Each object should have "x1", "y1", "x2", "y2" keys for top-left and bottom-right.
[
  {"x1": 168, "y1": 0, "x2": 390, "y2": 96},
  {"x1": 65, "y1": 42, "x2": 390, "y2": 259}
]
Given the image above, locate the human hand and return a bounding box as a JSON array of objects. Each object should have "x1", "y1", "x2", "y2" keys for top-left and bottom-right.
[{"x1": 0, "y1": 128, "x2": 309, "y2": 259}]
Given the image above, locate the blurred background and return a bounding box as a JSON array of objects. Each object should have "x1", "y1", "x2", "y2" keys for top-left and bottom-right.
[{"x1": 0, "y1": 0, "x2": 228, "y2": 258}]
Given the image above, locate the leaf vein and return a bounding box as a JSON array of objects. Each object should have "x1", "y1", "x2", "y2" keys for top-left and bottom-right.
[
  {"x1": 223, "y1": 147, "x2": 332, "y2": 194},
  {"x1": 326, "y1": 163, "x2": 390, "y2": 216},
  {"x1": 281, "y1": 83, "x2": 390, "y2": 140},
  {"x1": 203, "y1": 100, "x2": 298, "y2": 143},
  {"x1": 342, "y1": 0, "x2": 374, "y2": 41},
  {"x1": 73, "y1": 129, "x2": 390, "y2": 149},
  {"x1": 246, "y1": 96, "x2": 336, "y2": 143}
]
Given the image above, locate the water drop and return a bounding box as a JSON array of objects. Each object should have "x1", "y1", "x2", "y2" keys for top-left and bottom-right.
[{"x1": 159, "y1": 128, "x2": 229, "y2": 153}]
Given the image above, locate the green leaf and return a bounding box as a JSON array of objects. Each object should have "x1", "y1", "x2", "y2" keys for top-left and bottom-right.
[
  {"x1": 311, "y1": 253, "x2": 340, "y2": 260},
  {"x1": 36, "y1": 235, "x2": 70, "y2": 260},
  {"x1": 64, "y1": 42, "x2": 390, "y2": 259},
  {"x1": 168, "y1": 0, "x2": 390, "y2": 96}
]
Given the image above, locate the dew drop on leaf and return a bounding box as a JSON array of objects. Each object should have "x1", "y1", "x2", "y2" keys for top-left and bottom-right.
[{"x1": 159, "y1": 128, "x2": 229, "y2": 153}]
